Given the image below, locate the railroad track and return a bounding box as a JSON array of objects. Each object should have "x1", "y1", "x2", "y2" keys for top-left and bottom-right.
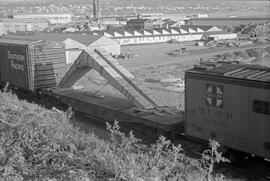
[
  {"x1": 215, "y1": 158, "x2": 270, "y2": 180},
  {"x1": 71, "y1": 111, "x2": 270, "y2": 181}
]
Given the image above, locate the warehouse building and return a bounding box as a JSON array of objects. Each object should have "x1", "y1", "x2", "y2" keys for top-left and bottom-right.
[
  {"x1": 0, "y1": 18, "x2": 49, "y2": 35},
  {"x1": 3, "y1": 33, "x2": 120, "y2": 64},
  {"x1": 187, "y1": 17, "x2": 270, "y2": 26},
  {"x1": 127, "y1": 18, "x2": 150, "y2": 30},
  {"x1": 93, "y1": 25, "x2": 237, "y2": 45},
  {"x1": 13, "y1": 13, "x2": 73, "y2": 25},
  {"x1": 185, "y1": 63, "x2": 270, "y2": 159}
]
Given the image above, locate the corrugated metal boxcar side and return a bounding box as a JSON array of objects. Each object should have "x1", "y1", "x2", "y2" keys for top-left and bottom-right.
[
  {"x1": 185, "y1": 66, "x2": 270, "y2": 159},
  {"x1": 0, "y1": 39, "x2": 68, "y2": 90},
  {"x1": 30, "y1": 41, "x2": 68, "y2": 89}
]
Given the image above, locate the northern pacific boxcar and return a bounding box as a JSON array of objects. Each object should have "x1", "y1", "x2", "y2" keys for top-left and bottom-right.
[
  {"x1": 185, "y1": 63, "x2": 270, "y2": 159},
  {"x1": 0, "y1": 38, "x2": 68, "y2": 90}
]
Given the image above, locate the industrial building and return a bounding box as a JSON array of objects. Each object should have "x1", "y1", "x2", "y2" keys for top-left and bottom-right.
[
  {"x1": 3, "y1": 33, "x2": 121, "y2": 64},
  {"x1": 127, "y1": 18, "x2": 151, "y2": 29},
  {"x1": 185, "y1": 63, "x2": 270, "y2": 159},
  {"x1": 0, "y1": 18, "x2": 49, "y2": 35},
  {"x1": 101, "y1": 17, "x2": 127, "y2": 27},
  {"x1": 92, "y1": 25, "x2": 237, "y2": 45},
  {"x1": 187, "y1": 17, "x2": 270, "y2": 26},
  {"x1": 13, "y1": 13, "x2": 73, "y2": 25},
  {"x1": 126, "y1": 18, "x2": 177, "y2": 30}
]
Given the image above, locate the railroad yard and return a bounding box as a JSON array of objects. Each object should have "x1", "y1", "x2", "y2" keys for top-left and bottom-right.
[
  {"x1": 67, "y1": 41, "x2": 270, "y2": 180},
  {"x1": 65, "y1": 40, "x2": 270, "y2": 135},
  {"x1": 0, "y1": 35, "x2": 269, "y2": 181},
  {"x1": 1, "y1": 0, "x2": 270, "y2": 179}
]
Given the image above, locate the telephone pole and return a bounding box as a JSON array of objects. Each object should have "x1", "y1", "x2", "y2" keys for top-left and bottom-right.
[{"x1": 93, "y1": 0, "x2": 101, "y2": 20}]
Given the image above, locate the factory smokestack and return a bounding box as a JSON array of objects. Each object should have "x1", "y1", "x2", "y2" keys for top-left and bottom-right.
[{"x1": 93, "y1": 0, "x2": 100, "y2": 19}]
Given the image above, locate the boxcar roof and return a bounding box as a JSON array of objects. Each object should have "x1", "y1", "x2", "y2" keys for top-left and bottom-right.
[{"x1": 187, "y1": 63, "x2": 270, "y2": 83}]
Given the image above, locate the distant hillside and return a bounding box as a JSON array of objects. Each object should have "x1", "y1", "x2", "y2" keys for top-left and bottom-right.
[{"x1": 0, "y1": 0, "x2": 268, "y2": 5}]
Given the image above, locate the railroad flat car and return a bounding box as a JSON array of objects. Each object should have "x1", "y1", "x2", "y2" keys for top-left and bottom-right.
[
  {"x1": 0, "y1": 39, "x2": 68, "y2": 90},
  {"x1": 0, "y1": 38, "x2": 184, "y2": 137},
  {"x1": 185, "y1": 63, "x2": 270, "y2": 159}
]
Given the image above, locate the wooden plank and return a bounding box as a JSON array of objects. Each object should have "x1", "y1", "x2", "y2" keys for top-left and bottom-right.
[
  {"x1": 34, "y1": 79, "x2": 58, "y2": 86},
  {"x1": 34, "y1": 64, "x2": 68, "y2": 71}
]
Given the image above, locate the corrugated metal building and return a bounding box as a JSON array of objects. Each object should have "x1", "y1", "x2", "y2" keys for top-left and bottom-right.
[
  {"x1": 92, "y1": 25, "x2": 237, "y2": 45},
  {"x1": 185, "y1": 63, "x2": 270, "y2": 159},
  {"x1": 3, "y1": 33, "x2": 121, "y2": 64}
]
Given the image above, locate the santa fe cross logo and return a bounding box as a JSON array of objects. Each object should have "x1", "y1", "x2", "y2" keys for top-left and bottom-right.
[{"x1": 206, "y1": 84, "x2": 224, "y2": 108}]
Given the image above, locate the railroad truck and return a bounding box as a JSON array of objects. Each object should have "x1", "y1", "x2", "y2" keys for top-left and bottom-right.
[{"x1": 185, "y1": 63, "x2": 270, "y2": 159}]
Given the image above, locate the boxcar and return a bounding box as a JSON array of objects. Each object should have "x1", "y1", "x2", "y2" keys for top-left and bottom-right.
[
  {"x1": 0, "y1": 38, "x2": 68, "y2": 90},
  {"x1": 185, "y1": 63, "x2": 270, "y2": 159}
]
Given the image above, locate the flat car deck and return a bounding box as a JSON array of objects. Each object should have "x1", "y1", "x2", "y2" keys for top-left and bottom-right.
[{"x1": 53, "y1": 88, "x2": 184, "y2": 132}]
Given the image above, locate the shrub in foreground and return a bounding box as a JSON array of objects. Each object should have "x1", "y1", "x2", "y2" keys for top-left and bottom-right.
[{"x1": 0, "y1": 90, "x2": 229, "y2": 181}]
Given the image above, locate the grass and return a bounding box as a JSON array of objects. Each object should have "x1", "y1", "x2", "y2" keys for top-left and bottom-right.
[{"x1": 0, "y1": 88, "x2": 230, "y2": 181}]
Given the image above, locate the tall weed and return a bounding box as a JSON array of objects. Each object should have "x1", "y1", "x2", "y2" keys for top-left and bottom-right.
[{"x1": 0, "y1": 90, "x2": 230, "y2": 180}]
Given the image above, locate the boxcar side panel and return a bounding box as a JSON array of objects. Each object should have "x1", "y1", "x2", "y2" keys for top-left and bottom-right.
[
  {"x1": 0, "y1": 44, "x2": 29, "y2": 89},
  {"x1": 185, "y1": 76, "x2": 270, "y2": 158},
  {"x1": 248, "y1": 88, "x2": 270, "y2": 159}
]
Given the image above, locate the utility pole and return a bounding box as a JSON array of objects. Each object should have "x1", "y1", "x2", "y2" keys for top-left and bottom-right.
[
  {"x1": 93, "y1": 0, "x2": 101, "y2": 20},
  {"x1": 93, "y1": 0, "x2": 97, "y2": 19}
]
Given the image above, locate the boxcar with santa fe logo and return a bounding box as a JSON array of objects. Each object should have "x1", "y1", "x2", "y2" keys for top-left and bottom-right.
[{"x1": 185, "y1": 63, "x2": 270, "y2": 159}]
